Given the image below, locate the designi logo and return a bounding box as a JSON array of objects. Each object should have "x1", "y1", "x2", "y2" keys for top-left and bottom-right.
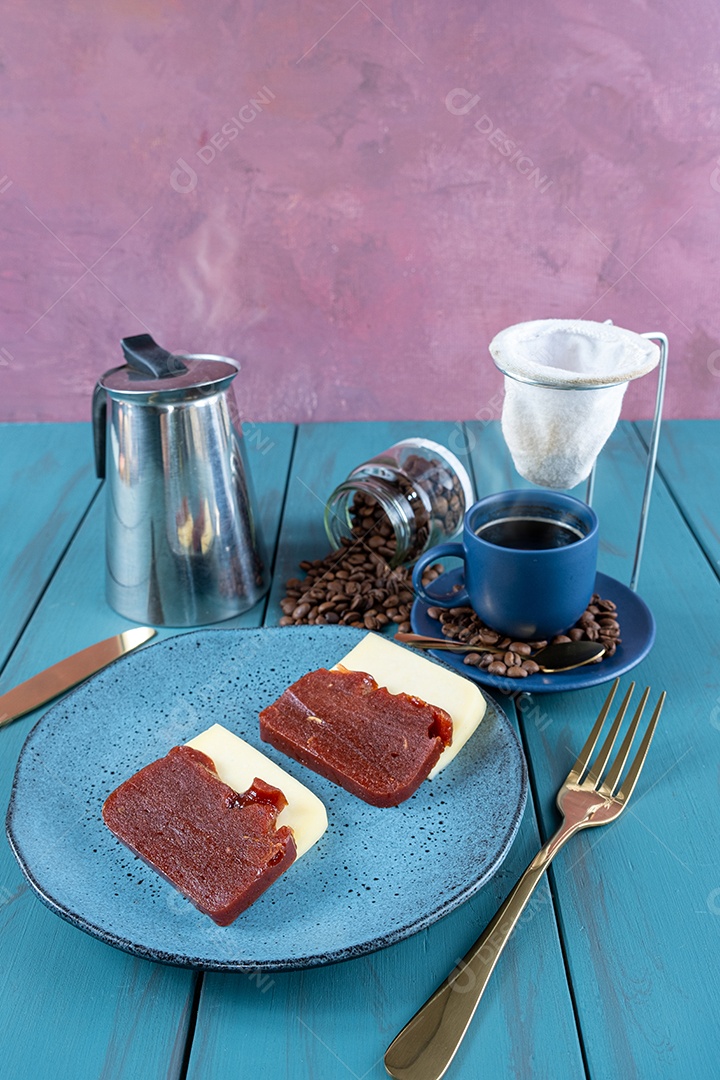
[{"x1": 170, "y1": 158, "x2": 199, "y2": 194}]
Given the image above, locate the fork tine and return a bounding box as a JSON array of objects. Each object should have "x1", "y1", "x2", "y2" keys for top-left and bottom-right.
[
  {"x1": 599, "y1": 686, "x2": 650, "y2": 797},
  {"x1": 616, "y1": 691, "x2": 666, "y2": 804},
  {"x1": 585, "y1": 681, "x2": 636, "y2": 788},
  {"x1": 566, "y1": 678, "x2": 619, "y2": 784}
]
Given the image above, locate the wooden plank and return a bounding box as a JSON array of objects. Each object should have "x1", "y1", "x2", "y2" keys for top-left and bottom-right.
[
  {"x1": 0, "y1": 423, "x2": 295, "y2": 1080},
  {"x1": 637, "y1": 419, "x2": 720, "y2": 577},
  {"x1": 187, "y1": 422, "x2": 585, "y2": 1080},
  {"x1": 0, "y1": 423, "x2": 99, "y2": 671},
  {"x1": 468, "y1": 421, "x2": 720, "y2": 1077}
]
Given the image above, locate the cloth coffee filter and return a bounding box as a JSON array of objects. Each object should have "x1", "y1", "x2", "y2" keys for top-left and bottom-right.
[{"x1": 490, "y1": 319, "x2": 660, "y2": 490}]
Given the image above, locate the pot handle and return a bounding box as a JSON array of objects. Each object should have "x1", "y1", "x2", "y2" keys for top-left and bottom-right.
[
  {"x1": 120, "y1": 333, "x2": 187, "y2": 379},
  {"x1": 92, "y1": 382, "x2": 106, "y2": 479}
]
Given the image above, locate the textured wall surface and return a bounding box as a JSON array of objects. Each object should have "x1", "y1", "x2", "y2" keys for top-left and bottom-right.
[{"x1": 2, "y1": 0, "x2": 720, "y2": 422}]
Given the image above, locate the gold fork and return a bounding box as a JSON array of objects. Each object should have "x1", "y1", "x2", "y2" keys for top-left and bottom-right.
[{"x1": 385, "y1": 678, "x2": 666, "y2": 1080}]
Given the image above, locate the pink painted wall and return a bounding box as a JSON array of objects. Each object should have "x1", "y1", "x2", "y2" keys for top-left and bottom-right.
[{"x1": 2, "y1": 0, "x2": 720, "y2": 422}]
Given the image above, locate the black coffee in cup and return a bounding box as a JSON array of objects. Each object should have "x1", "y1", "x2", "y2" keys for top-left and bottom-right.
[
  {"x1": 413, "y1": 489, "x2": 599, "y2": 638},
  {"x1": 474, "y1": 515, "x2": 585, "y2": 550}
]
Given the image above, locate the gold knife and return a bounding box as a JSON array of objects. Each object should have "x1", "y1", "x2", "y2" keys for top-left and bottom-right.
[{"x1": 0, "y1": 627, "x2": 157, "y2": 729}]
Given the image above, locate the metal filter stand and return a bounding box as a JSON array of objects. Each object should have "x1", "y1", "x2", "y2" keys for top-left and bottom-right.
[{"x1": 492, "y1": 329, "x2": 668, "y2": 593}]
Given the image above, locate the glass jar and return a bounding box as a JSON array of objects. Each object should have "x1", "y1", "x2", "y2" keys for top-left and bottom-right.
[{"x1": 324, "y1": 438, "x2": 474, "y2": 567}]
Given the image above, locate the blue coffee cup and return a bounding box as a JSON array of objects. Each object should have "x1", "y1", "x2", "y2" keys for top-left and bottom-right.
[{"x1": 412, "y1": 490, "x2": 599, "y2": 640}]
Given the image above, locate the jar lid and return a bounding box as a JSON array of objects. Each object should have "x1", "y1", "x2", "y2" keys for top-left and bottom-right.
[{"x1": 99, "y1": 334, "x2": 239, "y2": 399}]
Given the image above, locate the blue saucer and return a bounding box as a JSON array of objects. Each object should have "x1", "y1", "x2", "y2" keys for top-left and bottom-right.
[{"x1": 411, "y1": 570, "x2": 655, "y2": 694}]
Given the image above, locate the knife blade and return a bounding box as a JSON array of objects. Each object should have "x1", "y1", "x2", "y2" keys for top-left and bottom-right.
[{"x1": 0, "y1": 626, "x2": 157, "y2": 729}]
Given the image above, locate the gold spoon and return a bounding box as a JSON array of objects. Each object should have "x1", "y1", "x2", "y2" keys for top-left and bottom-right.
[{"x1": 394, "y1": 632, "x2": 605, "y2": 673}]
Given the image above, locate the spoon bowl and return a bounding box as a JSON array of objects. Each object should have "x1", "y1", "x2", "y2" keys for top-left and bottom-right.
[{"x1": 394, "y1": 632, "x2": 605, "y2": 673}]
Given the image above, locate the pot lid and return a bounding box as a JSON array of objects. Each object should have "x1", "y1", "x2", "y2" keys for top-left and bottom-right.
[{"x1": 99, "y1": 334, "x2": 239, "y2": 397}]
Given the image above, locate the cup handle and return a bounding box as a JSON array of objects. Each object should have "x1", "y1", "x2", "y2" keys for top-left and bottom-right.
[{"x1": 412, "y1": 543, "x2": 470, "y2": 608}]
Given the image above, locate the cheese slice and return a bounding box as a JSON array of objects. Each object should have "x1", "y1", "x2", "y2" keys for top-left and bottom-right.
[
  {"x1": 186, "y1": 724, "x2": 328, "y2": 858},
  {"x1": 334, "y1": 633, "x2": 486, "y2": 778}
]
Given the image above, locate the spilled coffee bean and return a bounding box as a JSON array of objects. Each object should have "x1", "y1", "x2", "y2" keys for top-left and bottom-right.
[
  {"x1": 279, "y1": 481, "x2": 454, "y2": 630},
  {"x1": 279, "y1": 539, "x2": 444, "y2": 634},
  {"x1": 426, "y1": 593, "x2": 621, "y2": 678}
]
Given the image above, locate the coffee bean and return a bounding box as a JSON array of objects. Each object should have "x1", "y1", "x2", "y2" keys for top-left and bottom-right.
[
  {"x1": 596, "y1": 599, "x2": 617, "y2": 612},
  {"x1": 417, "y1": 594, "x2": 621, "y2": 677},
  {"x1": 292, "y1": 602, "x2": 310, "y2": 619},
  {"x1": 463, "y1": 653, "x2": 481, "y2": 666},
  {"x1": 507, "y1": 665, "x2": 527, "y2": 678},
  {"x1": 488, "y1": 661, "x2": 507, "y2": 675}
]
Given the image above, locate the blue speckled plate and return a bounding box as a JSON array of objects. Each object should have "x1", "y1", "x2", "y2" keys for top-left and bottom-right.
[
  {"x1": 6, "y1": 626, "x2": 527, "y2": 971},
  {"x1": 412, "y1": 569, "x2": 655, "y2": 694}
]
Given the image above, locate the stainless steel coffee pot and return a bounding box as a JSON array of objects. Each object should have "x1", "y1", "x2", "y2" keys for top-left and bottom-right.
[{"x1": 92, "y1": 334, "x2": 270, "y2": 626}]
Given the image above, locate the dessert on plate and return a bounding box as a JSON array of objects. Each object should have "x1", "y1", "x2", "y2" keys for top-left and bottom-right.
[
  {"x1": 260, "y1": 633, "x2": 487, "y2": 806},
  {"x1": 103, "y1": 726, "x2": 327, "y2": 925}
]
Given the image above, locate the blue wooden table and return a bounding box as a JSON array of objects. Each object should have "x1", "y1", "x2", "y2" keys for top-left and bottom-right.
[{"x1": 0, "y1": 419, "x2": 718, "y2": 1080}]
